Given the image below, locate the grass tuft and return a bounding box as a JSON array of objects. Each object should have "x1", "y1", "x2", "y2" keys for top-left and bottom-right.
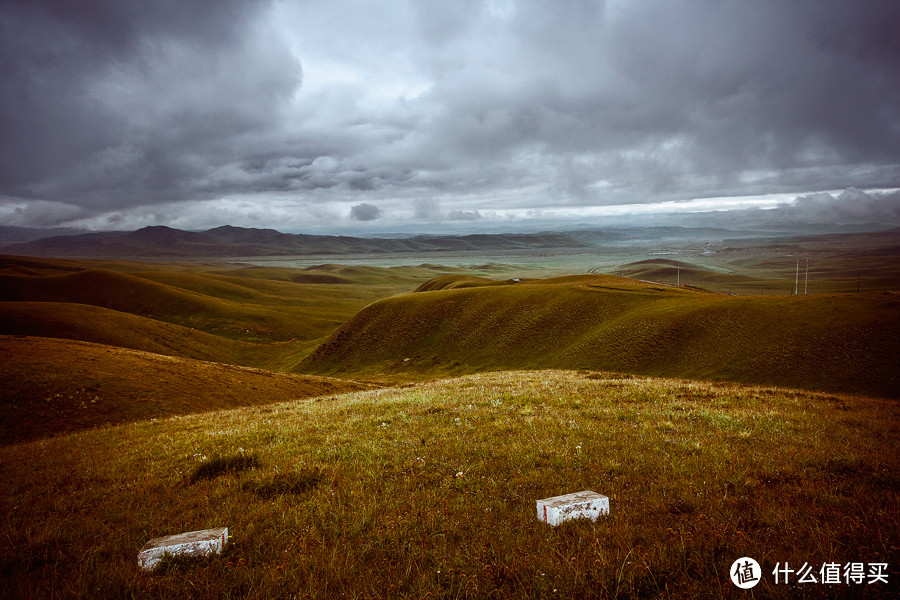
[
  {"x1": 154, "y1": 548, "x2": 230, "y2": 574},
  {"x1": 189, "y1": 453, "x2": 260, "y2": 483},
  {"x1": 242, "y1": 469, "x2": 323, "y2": 499}
]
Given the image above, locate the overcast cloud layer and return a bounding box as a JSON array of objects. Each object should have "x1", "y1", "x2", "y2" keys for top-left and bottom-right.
[{"x1": 1, "y1": 0, "x2": 899, "y2": 232}]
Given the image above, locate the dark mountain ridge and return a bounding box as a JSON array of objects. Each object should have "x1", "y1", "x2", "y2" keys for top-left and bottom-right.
[{"x1": 2, "y1": 225, "x2": 599, "y2": 258}]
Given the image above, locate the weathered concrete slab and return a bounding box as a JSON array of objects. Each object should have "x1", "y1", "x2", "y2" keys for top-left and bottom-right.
[
  {"x1": 137, "y1": 527, "x2": 228, "y2": 570},
  {"x1": 536, "y1": 490, "x2": 609, "y2": 526}
]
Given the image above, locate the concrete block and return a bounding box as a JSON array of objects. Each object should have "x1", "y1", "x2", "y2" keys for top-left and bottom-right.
[
  {"x1": 536, "y1": 490, "x2": 609, "y2": 526},
  {"x1": 137, "y1": 527, "x2": 228, "y2": 570}
]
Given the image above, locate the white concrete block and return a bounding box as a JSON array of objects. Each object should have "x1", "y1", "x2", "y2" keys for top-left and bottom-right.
[
  {"x1": 137, "y1": 527, "x2": 228, "y2": 571},
  {"x1": 536, "y1": 490, "x2": 609, "y2": 526}
]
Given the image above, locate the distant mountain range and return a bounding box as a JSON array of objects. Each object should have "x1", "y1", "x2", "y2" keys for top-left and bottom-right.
[
  {"x1": 0, "y1": 225, "x2": 634, "y2": 258},
  {"x1": 6, "y1": 224, "x2": 894, "y2": 259}
]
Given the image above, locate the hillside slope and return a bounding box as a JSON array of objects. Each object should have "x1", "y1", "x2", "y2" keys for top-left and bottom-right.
[
  {"x1": 0, "y1": 267, "x2": 242, "y2": 323},
  {"x1": 0, "y1": 302, "x2": 246, "y2": 364},
  {"x1": 0, "y1": 335, "x2": 373, "y2": 444},
  {"x1": 0, "y1": 255, "x2": 481, "y2": 371},
  {"x1": 299, "y1": 275, "x2": 900, "y2": 397}
]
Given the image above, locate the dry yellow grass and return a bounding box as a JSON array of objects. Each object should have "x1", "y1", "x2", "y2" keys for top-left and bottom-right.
[
  {"x1": 1, "y1": 370, "x2": 897, "y2": 598},
  {"x1": 0, "y1": 335, "x2": 373, "y2": 444}
]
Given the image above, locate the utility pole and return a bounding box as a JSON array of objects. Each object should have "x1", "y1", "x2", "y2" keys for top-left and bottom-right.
[
  {"x1": 804, "y1": 259, "x2": 808, "y2": 296},
  {"x1": 677, "y1": 266, "x2": 680, "y2": 287},
  {"x1": 794, "y1": 259, "x2": 799, "y2": 296}
]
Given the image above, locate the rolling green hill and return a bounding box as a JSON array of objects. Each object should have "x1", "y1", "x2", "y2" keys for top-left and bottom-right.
[
  {"x1": 300, "y1": 274, "x2": 900, "y2": 397},
  {"x1": 0, "y1": 302, "x2": 244, "y2": 364},
  {"x1": 413, "y1": 273, "x2": 516, "y2": 291},
  {"x1": 0, "y1": 255, "x2": 469, "y2": 369},
  {"x1": 0, "y1": 335, "x2": 372, "y2": 444}
]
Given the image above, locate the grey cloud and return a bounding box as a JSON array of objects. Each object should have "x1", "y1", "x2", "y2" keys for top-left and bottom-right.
[
  {"x1": 446, "y1": 209, "x2": 481, "y2": 221},
  {"x1": 409, "y1": 0, "x2": 900, "y2": 202},
  {"x1": 1, "y1": 0, "x2": 898, "y2": 230},
  {"x1": 675, "y1": 188, "x2": 900, "y2": 231},
  {"x1": 349, "y1": 203, "x2": 383, "y2": 221},
  {"x1": 411, "y1": 199, "x2": 480, "y2": 222},
  {"x1": 775, "y1": 189, "x2": 900, "y2": 225},
  {"x1": 4, "y1": 200, "x2": 93, "y2": 228},
  {"x1": 0, "y1": 0, "x2": 301, "y2": 206},
  {"x1": 413, "y1": 199, "x2": 443, "y2": 221}
]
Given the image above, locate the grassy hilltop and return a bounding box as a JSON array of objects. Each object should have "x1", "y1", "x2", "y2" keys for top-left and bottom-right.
[
  {"x1": 301, "y1": 274, "x2": 900, "y2": 397},
  {"x1": 2, "y1": 371, "x2": 898, "y2": 598}
]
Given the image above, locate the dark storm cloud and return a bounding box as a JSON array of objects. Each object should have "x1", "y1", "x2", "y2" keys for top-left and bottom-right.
[
  {"x1": 0, "y1": 0, "x2": 301, "y2": 206},
  {"x1": 349, "y1": 203, "x2": 383, "y2": 221},
  {"x1": 413, "y1": 0, "x2": 900, "y2": 198},
  {"x1": 1, "y1": 0, "x2": 898, "y2": 230}
]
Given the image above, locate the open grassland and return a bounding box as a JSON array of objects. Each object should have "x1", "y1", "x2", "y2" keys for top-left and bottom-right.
[
  {"x1": 301, "y1": 275, "x2": 900, "y2": 398},
  {"x1": 1, "y1": 238, "x2": 898, "y2": 598},
  {"x1": 609, "y1": 247, "x2": 900, "y2": 296},
  {"x1": 1, "y1": 370, "x2": 897, "y2": 599},
  {"x1": 0, "y1": 335, "x2": 373, "y2": 444},
  {"x1": 0, "y1": 255, "x2": 464, "y2": 369},
  {"x1": 598, "y1": 230, "x2": 900, "y2": 296},
  {"x1": 613, "y1": 259, "x2": 781, "y2": 295}
]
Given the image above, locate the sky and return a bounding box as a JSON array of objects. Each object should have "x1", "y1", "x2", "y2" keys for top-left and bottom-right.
[{"x1": 1, "y1": 0, "x2": 899, "y2": 234}]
